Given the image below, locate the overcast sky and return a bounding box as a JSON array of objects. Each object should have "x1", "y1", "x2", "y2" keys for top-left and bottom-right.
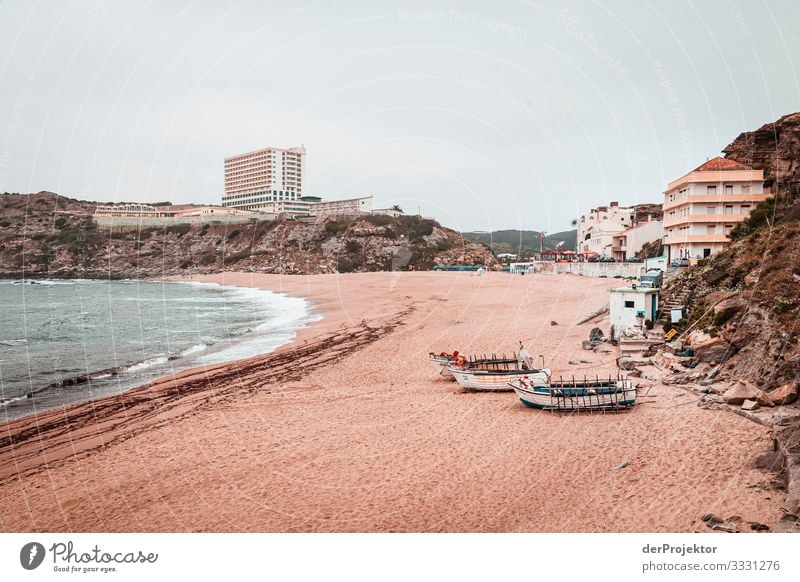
[{"x1": 1, "y1": 0, "x2": 798, "y2": 232}]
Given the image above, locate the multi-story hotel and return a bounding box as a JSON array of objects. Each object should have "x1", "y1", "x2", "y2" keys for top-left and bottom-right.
[
  {"x1": 576, "y1": 201, "x2": 635, "y2": 256},
  {"x1": 663, "y1": 157, "x2": 767, "y2": 261},
  {"x1": 222, "y1": 146, "x2": 306, "y2": 211}
]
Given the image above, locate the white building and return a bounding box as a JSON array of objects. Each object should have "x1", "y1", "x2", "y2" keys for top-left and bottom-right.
[
  {"x1": 611, "y1": 216, "x2": 663, "y2": 261},
  {"x1": 222, "y1": 145, "x2": 305, "y2": 211},
  {"x1": 663, "y1": 156, "x2": 767, "y2": 261},
  {"x1": 371, "y1": 207, "x2": 404, "y2": 217},
  {"x1": 609, "y1": 286, "x2": 659, "y2": 338},
  {"x1": 576, "y1": 201, "x2": 635, "y2": 256},
  {"x1": 309, "y1": 195, "x2": 373, "y2": 217}
]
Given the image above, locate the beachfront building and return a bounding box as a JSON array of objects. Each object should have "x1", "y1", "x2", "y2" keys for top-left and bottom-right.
[
  {"x1": 576, "y1": 201, "x2": 635, "y2": 257},
  {"x1": 663, "y1": 157, "x2": 767, "y2": 261},
  {"x1": 609, "y1": 286, "x2": 659, "y2": 338},
  {"x1": 611, "y1": 216, "x2": 664, "y2": 261},
  {"x1": 222, "y1": 145, "x2": 306, "y2": 211}
]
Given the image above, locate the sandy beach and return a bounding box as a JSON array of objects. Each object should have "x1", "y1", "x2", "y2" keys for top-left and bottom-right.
[{"x1": 0, "y1": 271, "x2": 783, "y2": 532}]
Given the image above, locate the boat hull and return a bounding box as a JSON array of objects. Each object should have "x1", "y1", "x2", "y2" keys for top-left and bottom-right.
[
  {"x1": 429, "y1": 355, "x2": 455, "y2": 378},
  {"x1": 510, "y1": 379, "x2": 636, "y2": 411},
  {"x1": 449, "y1": 368, "x2": 551, "y2": 392}
]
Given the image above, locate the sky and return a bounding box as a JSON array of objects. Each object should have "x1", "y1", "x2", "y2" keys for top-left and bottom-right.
[{"x1": 0, "y1": 0, "x2": 798, "y2": 232}]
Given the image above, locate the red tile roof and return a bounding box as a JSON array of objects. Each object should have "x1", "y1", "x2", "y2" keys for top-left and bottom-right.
[{"x1": 693, "y1": 156, "x2": 748, "y2": 171}]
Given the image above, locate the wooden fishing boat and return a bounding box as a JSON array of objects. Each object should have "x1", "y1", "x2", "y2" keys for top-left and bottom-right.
[
  {"x1": 429, "y1": 353, "x2": 455, "y2": 377},
  {"x1": 508, "y1": 375, "x2": 637, "y2": 411},
  {"x1": 448, "y1": 362, "x2": 551, "y2": 392},
  {"x1": 430, "y1": 352, "x2": 529, "y2": 381}
]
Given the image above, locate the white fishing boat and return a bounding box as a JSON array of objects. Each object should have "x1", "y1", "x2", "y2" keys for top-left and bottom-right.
[
  {"x1": 449, "y1": 366, "x2": 551, "y2": 392},
  {"x1": 430, "y1": 351, "x2": 528, "y2": 381},
  {"x1": 429, "y1": 353, "x2": 455, "y2": 377},
  {"x1": 508, "y1": 376, "x2": 637, "y2": 411}
]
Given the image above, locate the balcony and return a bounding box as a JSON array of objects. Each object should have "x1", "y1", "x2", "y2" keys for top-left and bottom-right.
[
  {"x1": 663, "y1": 213, "x2": 750, "y2": 227},
  {"x1": 663, "y1": 193, "x2": 768, "y2": 211},
  {"x1": 663, "y1": 233, "x2": 729, "y2": 245}
]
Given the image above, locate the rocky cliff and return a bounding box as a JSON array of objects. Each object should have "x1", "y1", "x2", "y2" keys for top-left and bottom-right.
[
  {"x1": 0, "y1": 192, "x2": 498, "y2": 278},
  {"x1": 723, "y1": 111, "x2": 800, "y2": 191}
]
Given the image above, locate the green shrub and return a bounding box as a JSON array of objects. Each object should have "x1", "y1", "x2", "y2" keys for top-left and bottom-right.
[
  {"x1": 227, "y1": 229, "x2": 240, "y2": 241},
  {"x1": 345, "y1": 240, "x2": 362, "y2": 254},
  {"x1": 364, "y1": 214, "x2": 394, "y2": 227},
  {"x1": 165, "y1": 223, "x2": 191, "y2": 237},
  {"x1": 337, "y1": 254, "x2": 363, "y2": 273},
  {"x1": 325, "y1": 219, "x2": 350, "y2": 236},
  {"x1": 179, "y1": 259, "x2": 192, "y2": 269},
  {"x1": 54, "y1": 217, "x2": 68, "y2": 229},
  {"x1": 199, "y1": 252, "x2": 216, "y2": 265},
  {"x1": 729, "y1": 197, "x2": 777, "y2": 240}
]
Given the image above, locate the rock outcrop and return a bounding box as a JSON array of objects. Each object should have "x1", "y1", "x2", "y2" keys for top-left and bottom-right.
[{"x1": 723, "y1": 111, "x2": 800, "y2": 191}]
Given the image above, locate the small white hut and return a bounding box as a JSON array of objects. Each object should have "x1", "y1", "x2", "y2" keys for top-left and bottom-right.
[{"x1": 609, "y1": 286, "x2": 659, "y2": 338}]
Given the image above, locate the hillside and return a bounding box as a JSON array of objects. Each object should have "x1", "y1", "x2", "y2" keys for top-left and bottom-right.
[
  {"x1": 0, "y1": 192, "x2": 498, "y2": 278},
  {"x1": 461, "y1": 229, "x2": 577, "y2": 255},
  {"x1": 661, "y1": 112, "x2": 800, "y2": 390}
]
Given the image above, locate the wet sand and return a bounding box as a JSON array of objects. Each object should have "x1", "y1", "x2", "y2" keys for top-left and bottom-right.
[{"x1": 0, "y1": 272, "x2": 782, "y2": 532}]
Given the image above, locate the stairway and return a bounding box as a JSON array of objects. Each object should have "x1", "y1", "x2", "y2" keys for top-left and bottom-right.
[{"x1": 658, "y1": 282, "x2": 693, "y2": 326}]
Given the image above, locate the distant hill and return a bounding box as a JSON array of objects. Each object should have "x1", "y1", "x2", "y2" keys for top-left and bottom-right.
[{"x1": 460, "y1": 229, "x2": 577, "y2": 256}]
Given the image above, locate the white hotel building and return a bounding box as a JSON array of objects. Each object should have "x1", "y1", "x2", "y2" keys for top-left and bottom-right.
[{"x1": 222, "y1": 146, "x2": 306, "y2": 212}]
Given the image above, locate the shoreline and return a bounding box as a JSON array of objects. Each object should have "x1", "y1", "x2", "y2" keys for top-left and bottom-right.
[
  {"x1": 0, "y1": 279, "x2": 321, "y2": 423},
  {"x1": 0, "y1": 271, "x2": 785, "y2": 532}
]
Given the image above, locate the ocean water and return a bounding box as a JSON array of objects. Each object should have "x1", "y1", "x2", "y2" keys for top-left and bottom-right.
[{"x1": 0, "y1": 279, "x2": 319, "y2": 422}]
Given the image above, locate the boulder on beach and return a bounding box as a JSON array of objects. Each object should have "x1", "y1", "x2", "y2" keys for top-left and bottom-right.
[
  {"x1": 687, "y1": 330, "x2": 712, "y2": 347},
  {"x1": 741, "y1": 399, "x2": 760, "y2": 411},
  {"x1": 768, "y1": 383, "x2": 799, "y2": 406},
  {"x1": 693, "y1": 337, "x2": 733, "y2": 365},
  {"x1": 722, "y1": 381, "x2": 774, "y2": 407}
]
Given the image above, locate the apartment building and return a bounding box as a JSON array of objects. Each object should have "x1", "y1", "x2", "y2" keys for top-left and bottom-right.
[
  {"x1": 611, "y1": 216, "x2": 664, "y2": 261},
  {"x1": 222, "y1": 146, "x2": 305, "y2": 211},
  {"x1": 576, "y1": 201, "x2": 635, "y2": 256},
  {"x1": 663, "y1": 157, "x2": 767, "y2": 261}
]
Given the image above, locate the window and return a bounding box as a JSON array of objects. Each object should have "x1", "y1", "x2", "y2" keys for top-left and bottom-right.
[
  {"x1": 725, "y1": 184, "x2": 733, "y2": 195},
  {"x1": 724, "y1": 205, "x2": 733, "y2": 215},
  {"x1": 703, "y1": 248, "x2": 712, "y2": 258},
  {"x1": 624, "y1": 300, "x2": 635, "y2": 308},
  {"x1": 707, "y1": 225, "x2": 716, "y2": 235},
  {"x1": 742, "y1": 183, "x2": 751, "y2": 194},
  {"x1": 741, "y1": 205, "x2": 750, "y2": 213},
  {"x1": 724, "y1": 224, "x2": 734, "y2": 234},
  {"x1": 707, "y1": 185, "x2": 717, "y2": 194},
  {"x1": 706, "y1": 206, "x2": 716, "y2": 214}
]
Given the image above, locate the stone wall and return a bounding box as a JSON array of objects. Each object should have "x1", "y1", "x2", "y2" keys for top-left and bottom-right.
[{"x1": 531, "y1": 261, "x2": 645, "y2": 278}]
